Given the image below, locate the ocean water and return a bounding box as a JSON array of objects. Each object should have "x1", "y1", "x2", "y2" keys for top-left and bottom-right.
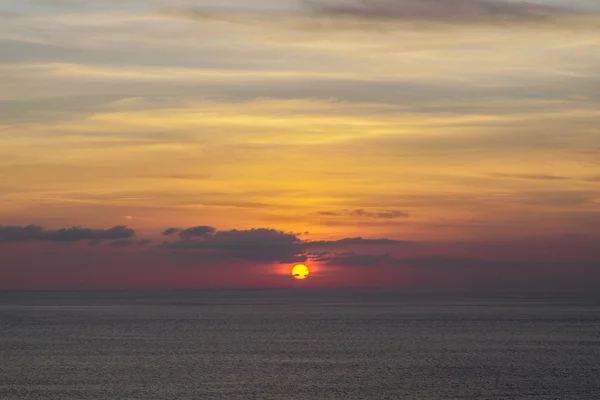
[{"x1": 0, "y1": 290, "x2": 599, "y2": 399}]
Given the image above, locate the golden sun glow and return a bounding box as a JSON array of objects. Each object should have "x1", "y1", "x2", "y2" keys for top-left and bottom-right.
[{"x1": 292, "y1": 264, "x2": 310, "y2": 280}]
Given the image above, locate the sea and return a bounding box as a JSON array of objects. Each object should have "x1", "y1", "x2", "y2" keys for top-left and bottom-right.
[{"x1": 1, "y1": 290, "x2": 599, "y2": 399}]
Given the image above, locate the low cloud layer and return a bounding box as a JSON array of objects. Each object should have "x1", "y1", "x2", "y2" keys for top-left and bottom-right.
[
  {"x1": 307, "y1": 237, "x2": 409, "y2": 246},
  {"x1": 0, "y1": 225, "x2": 135, "y2": 242},
  {"x1": 304, "y1": 0, "x2": 589, "y2": 24},
  {"x1": 162, "y1": 226, "x2": 410, "y2": 263},
  {"x1": 489, "y1": 173, "x2": 571, "y2": 181},
  {"x1": 167, "y1": 0, "x2": 599, "y2": 31},
  {"x1": 318, "y1": 209, "x2": 409, "y2": 219},
  {"x1": 163, "y1": 227, "x2": 307, "y2": 263},
  {"x1": 0, "y1": 222, "x2": 598, "y2": 290},
  {"x1": 163, "y1": 226, "x2": 216, "y2": 238},
  {"x1": 310, "y1": 251, "x2": 599, "y2": 288}
]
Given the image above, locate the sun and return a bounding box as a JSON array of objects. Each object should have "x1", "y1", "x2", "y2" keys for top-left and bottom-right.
[{"x1": 292, "y1": 264, "x2": 310, "y2": 280}]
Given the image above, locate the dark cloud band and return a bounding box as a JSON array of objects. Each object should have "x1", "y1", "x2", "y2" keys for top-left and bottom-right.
[
  {"x1": 307, "y1": 237, "x2": 409, "y2": 246},
  {"x1": 304, "y1": 0, "x2": 585, "y2": 23},
  {"x1": 318, "y1": 209, "x2": 409, "y2": 219},
  {"x1": 161, "y1": 226, "x2": 410, "y2": 263},
  {"x1": 0, "y1": 225, "x2": 135, "y2": 242},
  {"x1": 163, "y1": 226, "x2": 216, "y2": 237}
]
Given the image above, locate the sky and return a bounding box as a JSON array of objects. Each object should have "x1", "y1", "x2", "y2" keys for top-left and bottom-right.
[{"x1": 1, "y1": 0, "x2": 599, "y2": 290}]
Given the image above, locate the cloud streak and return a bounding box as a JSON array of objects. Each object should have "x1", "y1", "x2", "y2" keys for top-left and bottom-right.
[
  {"x1": 165, "y1": 0, "x2": 600, "y2": 33},
  {"x1": 489, "y1": 173, "x2": 571, "y2": 181},
  {"x1": 0, "y1": 225, "x2": 135, "y2": 242},
  {"x1": 161, "y1": 225, "x2": 411, "y2": 263},
  {"x1": 307, "y1": 237, "x2": 409, "y2": 246},
  {"x1": 163, "y1": 226, "x2": 216, "y2": 238},
  {"x1": 303, "y1": 0, "x2": 589, "y2": 24},
  {"x1": 163, "y1": 227, "x2": 306, "y2": 263},
  {"x1": 318, "y1": 208, "x2": 409, "y2": 219}
]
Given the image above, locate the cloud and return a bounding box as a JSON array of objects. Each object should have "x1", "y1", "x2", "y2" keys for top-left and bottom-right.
[
  {"x1": 489, "y1": 173, "x2": 571, "y2": 181},
  {"x1": 180, "y1": 226, "x2": 216, "y2": 237},
  {"x1": 303, "y1": 0, "x2": 589, "y2": 24},
  {"x1": 318, "y1": 211, "x2": 343, "y2": 216},
  {"x1": 165, "y1": 1, "x2": 599, "y2": 33},
  {"x1": 163, "y1": 228, "x2": 180, "y2": 236},
  {"x1": 515, "y1": 190, "x2": 597, "y2": 206},
  {"x1": 0, "y1": 225, "x2": 134, "y2": 242},
  {"x1": 164, "y1": 226, "x2": 216, "y2": 238},
  {"x1": 1, "y1": 221, "x2": 598, "y2": 289},
  {"x1": 318, "y1": 208, "x2": 409, "y2": 219},
  {"x1": 162, "y1": 226, "x2": 410, "y2": 263},
  {"x1": 307, "y1": 237, "x2": 409, "y2": 246},
  {"x1": 163, "y1": 227, "x2": 306, "y2": 263},
  {"x1": 1, "y1": 222, "x2": 408, "y2": 264}
]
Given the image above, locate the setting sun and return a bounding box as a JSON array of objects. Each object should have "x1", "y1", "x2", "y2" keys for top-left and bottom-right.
[{"x1": 292, "y1": 264, "x2": 310, "y2": 280}]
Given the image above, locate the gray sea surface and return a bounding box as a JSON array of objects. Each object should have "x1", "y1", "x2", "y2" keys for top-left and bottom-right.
[{"x1": 1, "y1": 290, "x2": 599, "y2": 399}]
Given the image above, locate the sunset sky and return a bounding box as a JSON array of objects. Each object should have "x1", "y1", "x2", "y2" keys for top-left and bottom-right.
[{"x1": 1, "y1": 0, "x2": 599, "y2": 289}]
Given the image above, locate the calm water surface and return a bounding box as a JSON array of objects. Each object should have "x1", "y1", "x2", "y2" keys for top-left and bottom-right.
[{"x1": 1, "y1": 290, "x2": 599, "y2": 399}]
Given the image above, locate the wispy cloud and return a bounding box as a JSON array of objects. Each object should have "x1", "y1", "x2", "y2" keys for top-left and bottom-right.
[
  {"x1": 318, "y1": 208, "x2": 409, "y2": 219},
  {"x1": 165, "y1": 1, "x2": 600, "y2": 33},
  {"x1": 307, "y1": 237, "x2": 409, "y2": 246},
  {"x1": 303, "y1": 0, "x2": 587, "y2": 24},
  {"x1": 489, "y1": 173, "x2": 571, "y2": 181},
  {"x1": 0, "y1": 225, "x2": 134, "y2": 242},
  {"x1": 163, "y1": 226, "x2": 216, "y2": 237}
]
